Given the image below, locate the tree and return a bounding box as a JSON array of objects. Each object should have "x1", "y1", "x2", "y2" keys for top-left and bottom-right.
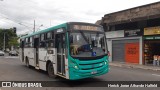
[{"x1": 0, "y1": 28, "x2": 19, "y2": 50}]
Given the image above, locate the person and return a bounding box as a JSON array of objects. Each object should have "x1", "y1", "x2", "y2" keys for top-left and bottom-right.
[
  {"x1": 157, "y1": 55, "x2": 160, "y2": 66},
  {"x1": 153, "y1": 55, "x2": 158, "y2": 66}
]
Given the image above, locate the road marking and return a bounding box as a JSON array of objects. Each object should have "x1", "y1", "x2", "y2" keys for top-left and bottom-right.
[{"x1": 152, "y1": 74, "x2": 160, "y2": 77}]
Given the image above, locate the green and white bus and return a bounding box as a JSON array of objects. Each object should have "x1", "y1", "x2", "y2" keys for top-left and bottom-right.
[{"x1": 19, "y1": 22, "x2": 109, "y2": 80}]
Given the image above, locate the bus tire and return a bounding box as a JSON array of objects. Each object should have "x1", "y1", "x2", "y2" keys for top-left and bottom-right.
[
  {"x1": 47, "y1": 62, "x2": 57, "y2": 78},
  {"x1": 25, "y1": 57, "x2": 30, "y2": 68}
]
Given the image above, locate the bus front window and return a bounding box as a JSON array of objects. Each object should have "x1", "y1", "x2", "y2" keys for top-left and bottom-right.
[{"x1": 69, "y1": 31, "x2": 107, "y2": 58}]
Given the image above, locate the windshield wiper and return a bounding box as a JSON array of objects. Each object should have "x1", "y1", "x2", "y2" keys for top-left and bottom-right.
[{"x1": 79, "y1": 31, "x2": 93, "y2": 52}]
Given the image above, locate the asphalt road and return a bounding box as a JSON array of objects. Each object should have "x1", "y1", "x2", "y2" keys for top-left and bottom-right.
[{"x1": 0, "y1": 55, "x2": 160, "y2": 90}]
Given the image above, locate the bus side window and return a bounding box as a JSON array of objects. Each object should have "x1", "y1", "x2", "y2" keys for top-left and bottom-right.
[
  {"x1": 39, "y1": 41, "x2": 46, "y2": 47},
  {"x1": 40, "y1": 34, "x2": 45, "y2": 41},
  {"x1": 29, "y1": 37, "x2": 33, "y2": 47},
  {"x1": 40, "y1": 34, "x2": 46, "y2": 48},
  {"x1": 25, "y1": 38, "x2": 28, "y2": 47},
  {"x1": 47, "y1": 32, "x2": 51, "y2": 39},
  {"x1": 52, "y1": 32, "x2": 54, "y2": 39},
  {"x1": 47, "y1": 40, "x2": 54, "y2": 47}
]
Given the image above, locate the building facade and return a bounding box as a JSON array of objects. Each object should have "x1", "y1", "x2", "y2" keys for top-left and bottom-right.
[{"x1": 99, "y1": 2, "x2": 160, "y2": 65}]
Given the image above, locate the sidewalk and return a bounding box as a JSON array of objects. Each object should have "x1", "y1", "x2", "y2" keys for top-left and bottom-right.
[{"x1": 109, "y1": 62, "x2": 160, "y2": 71}]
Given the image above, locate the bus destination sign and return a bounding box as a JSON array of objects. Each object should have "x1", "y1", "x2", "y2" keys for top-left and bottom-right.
[{"x1": 72, "y1": 25, "x2": 102, "y2": 31}]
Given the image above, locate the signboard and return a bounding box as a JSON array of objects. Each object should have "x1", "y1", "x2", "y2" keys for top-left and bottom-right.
[
  {"x1": 55, "y1": 28, "x2": 64, "y2": 34},
  {"x1": 144, "y1": 36, "x2": 160, "y2": 40},
  {"x1": 125, "y1": 43, "x2": 139, "y2": 64},
  {"x1": 125, "y1": 29, "x2": 142, "y2": 37},
  {"x1": 72, "y1": 25, "x2": 103, "y2": 32},
  {"x1": 106, "y1": 30, "x2": 124, "y2": 38},
  {"x1": 144, "y1": 26, "x2": 160, "y2": 35}
]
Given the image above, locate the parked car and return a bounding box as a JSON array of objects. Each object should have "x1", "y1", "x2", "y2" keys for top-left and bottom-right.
[
  {"x1": 9, "y1": 50, "x2": 18, "y2": 56},
  {"x1": 0, "y1": 50, "x2": 5, "y2": 56}
]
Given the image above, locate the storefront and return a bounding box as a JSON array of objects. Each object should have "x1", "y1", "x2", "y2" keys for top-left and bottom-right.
[
  {"x1": 106, "y1": 29, "x2": 143, "y2": 64},
  {"x1": 143, "y1": 26, "x2": 160, "y2": 65}
]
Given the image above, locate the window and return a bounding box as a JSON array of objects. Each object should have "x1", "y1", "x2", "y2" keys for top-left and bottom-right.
[
  {"x1": 25, "y1": 38, "x2": 28, "y2": 47},
  {"x1": 29, "y1": 37, "x2": 33, "y2": 47},
  {"x1": 46, "y1": 40, "x2": 54, "y2": 47},
  {"x1": 25, "y1": 38, "x2": 28, "y2": 43},
  {"x1": 39, "y1": 41, "x2": 46, "y2": 48},
  {"x1": 47, "y1": 32, "x2": 51, "y2": 39},
  {"x1": 40, "y1": 34, "x2": 45, "y2": 41},
  {"x1": 30, "y1": 37, "x2": 32, "y2": 42},
  {"x1": 28, "y1": 37, "x2": 30, "y2": 42},
  {"x1": 52, "y1": 32, "x2": 54, "y2": 39}
]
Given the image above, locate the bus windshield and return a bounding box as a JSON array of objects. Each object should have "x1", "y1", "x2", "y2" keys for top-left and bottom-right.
[{"x1": 69, "y1": 31, "x2": 107, "y2": 58}]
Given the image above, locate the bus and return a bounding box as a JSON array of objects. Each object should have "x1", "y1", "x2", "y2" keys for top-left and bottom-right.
[{"x1": 19, "y1": 22, "x2": 109, "y2": 80}]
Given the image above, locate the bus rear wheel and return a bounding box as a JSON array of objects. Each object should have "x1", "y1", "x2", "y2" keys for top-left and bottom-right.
[{"x1": 47, "y1": 62, "x2": 57, "y2": 78}]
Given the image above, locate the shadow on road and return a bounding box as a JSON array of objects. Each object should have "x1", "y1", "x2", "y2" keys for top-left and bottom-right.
[{"x1": 22, "y1": 65, "x2": 104, "y2": 87}]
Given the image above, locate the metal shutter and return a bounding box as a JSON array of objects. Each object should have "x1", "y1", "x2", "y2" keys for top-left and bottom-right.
[{"x1": 112, "y1": 39, "x2": 139, "y2": 62}]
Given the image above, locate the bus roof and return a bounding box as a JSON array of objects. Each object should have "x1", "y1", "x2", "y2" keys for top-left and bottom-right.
[
  {"x1": 20, "y1": 23, "x2": 67, "y2": 39},
  {"x1": 20, "y1": 22, "x2": 102, "y2": 39}
]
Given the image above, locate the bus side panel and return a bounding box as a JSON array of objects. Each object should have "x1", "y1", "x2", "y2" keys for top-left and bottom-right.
[
  {"x1": 39, "y1": 48, "x2": 47, "y2": 70},
  {"x1": 38, "y1": 48, "x2": 57, "y2": 72},
  {"x1": 24, "y1": 48, "x2": 34, "y2": 66}
]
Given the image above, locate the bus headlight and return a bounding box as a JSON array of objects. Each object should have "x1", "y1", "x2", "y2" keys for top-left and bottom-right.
[
  {"x1": 74, "y1": 65, "x2": 78, "y2": 69},
  {"x1": 70, "y1": 61, "x2": 79, "y2": 69}
]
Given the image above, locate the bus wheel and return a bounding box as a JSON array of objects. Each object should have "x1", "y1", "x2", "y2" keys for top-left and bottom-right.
[{"x1": 47, "y1": 62, "x2": 57, "y2": 78}]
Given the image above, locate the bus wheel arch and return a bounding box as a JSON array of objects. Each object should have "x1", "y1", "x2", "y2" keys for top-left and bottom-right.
[{"x1": 46, "y1": 60, "x2": 57, "y2": 78}]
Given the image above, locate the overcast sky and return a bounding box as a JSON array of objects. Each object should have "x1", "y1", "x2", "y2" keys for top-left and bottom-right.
[{"x1": 0, "y1": 0, "x2": 160, "y2": 35}]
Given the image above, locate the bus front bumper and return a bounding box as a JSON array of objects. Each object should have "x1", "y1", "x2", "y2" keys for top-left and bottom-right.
[{"x1": 69, "y1": 65, "x2": 109, "y2": 80}]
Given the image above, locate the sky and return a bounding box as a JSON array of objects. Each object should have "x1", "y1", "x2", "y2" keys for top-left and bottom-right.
[{"x1": 0, "y1": 0, "x2": 160, "y2": 35}]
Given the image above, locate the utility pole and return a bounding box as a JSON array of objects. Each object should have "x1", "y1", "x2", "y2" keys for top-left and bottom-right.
[
  {"x1": 3, "y1": 32, "x2": 5, "y2": 52},
  {"x1": 33, "y1": 20, "x2": 35, "y2": 33}
]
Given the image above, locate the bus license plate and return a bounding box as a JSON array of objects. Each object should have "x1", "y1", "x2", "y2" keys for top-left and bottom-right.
[{"x1": 91, "y1": 71, "x2": 97, "y2": 74}]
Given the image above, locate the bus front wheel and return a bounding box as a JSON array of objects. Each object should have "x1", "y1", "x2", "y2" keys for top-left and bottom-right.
[{"x1": 47, "y1": 62, "x2": 57, "y2": 78}]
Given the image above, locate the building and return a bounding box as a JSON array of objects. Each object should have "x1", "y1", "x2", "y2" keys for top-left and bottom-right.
[{"x1": 99, "y1": 1, "x2": 160, "y2": 65}]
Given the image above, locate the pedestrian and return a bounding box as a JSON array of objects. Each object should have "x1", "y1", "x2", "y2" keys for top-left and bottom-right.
[{"x1": 153, "y1": 55, "x2": 158, "y2": 66}]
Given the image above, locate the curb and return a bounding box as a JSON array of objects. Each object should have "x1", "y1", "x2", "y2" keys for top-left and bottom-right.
[{"x1": 109, "y1": 63, "x2": 160, "y2": 71}]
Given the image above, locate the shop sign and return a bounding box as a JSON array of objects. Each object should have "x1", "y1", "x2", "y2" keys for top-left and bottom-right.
[
  {"x1": 144, "y1": 36, "x2": 160, "y2": 40},
  {"x1": 144, "y1": 26, "x2": 160, "y2": 35},
  {"x1": 124, "y1": 29, "x2": 142, "y2": 37},
  {"x1": 106, "y1": 30, "x2": 124, "y2": 38}
]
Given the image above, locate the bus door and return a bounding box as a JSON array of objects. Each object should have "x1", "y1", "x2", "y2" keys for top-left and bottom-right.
[
  {"x1": 34, "y1": 38, "x2": 39, "y2": 67},
  {"x1": 21, "y1": 40, "x2": 24, "y2": 62},
  {"x1": 56, "y1": 33, "x2": 66, "y2": 76}
]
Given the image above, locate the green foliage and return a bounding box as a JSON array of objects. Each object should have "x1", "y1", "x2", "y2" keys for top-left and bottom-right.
[{"x1": 0, "y1": 28, "x2": 19, "y2": 50}]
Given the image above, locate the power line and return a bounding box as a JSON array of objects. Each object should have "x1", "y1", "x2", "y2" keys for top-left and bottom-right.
[
  {"x1": 0, "y1": 15, "x2": 33, "y2": 29},
  {"x1": 0, "y1": 12, "x2": 48, "y2": 29}
]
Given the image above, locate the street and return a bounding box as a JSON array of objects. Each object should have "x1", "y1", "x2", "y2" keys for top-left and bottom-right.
[{"x1": 0, "y1": 55, "x2": 160, "y2": 90}]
